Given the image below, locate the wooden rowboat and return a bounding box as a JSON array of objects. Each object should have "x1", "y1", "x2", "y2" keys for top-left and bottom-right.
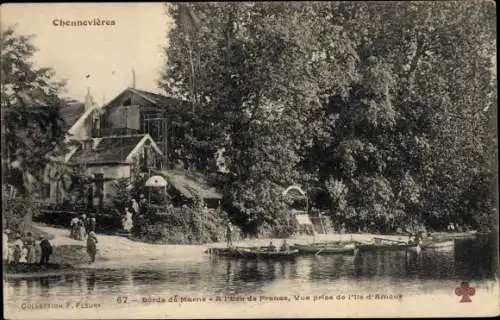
[
  {"x1": 205, "y1": 247, "x2": 299, "y2": 259},
  {"x1": 420, "y1": 240, "x2": 454, "y2": 250},
  {"x1": 356, "y1": 243, "x2": 418, "y2": 251},
  {"x1": 292, "y1": 243, "x2": 356, "y2": 255},
  {"x1": 429, "y1": 231, "x2": 477, "y2": 241},
  {"x1": 356, "y1": 237, "x2": 418, "y2": 251}
]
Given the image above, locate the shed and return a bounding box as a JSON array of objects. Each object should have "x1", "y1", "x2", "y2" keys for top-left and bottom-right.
[{"x1": 153, "y1": 169, "x2": 223, "y2": 207}]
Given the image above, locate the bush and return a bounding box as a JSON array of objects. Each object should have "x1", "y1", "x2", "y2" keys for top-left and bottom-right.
[
  {"x1": 3, "y1": 199, "x2": 40, "y2": 235},
  {"x1": 131, "y1": 198, "x2": 241, "y2": 244}
]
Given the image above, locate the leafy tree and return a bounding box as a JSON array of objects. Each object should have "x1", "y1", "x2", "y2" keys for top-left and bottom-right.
[
  {"x1": 160, "y1": 2, "x2": 497, "y2": 234},
  {"x1": 1, "y1": 25, "x2": 67, "y2": 195}
]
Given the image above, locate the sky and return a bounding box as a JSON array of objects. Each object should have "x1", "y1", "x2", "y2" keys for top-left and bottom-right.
[{"x1": 1, "y1": 3, "x2": 171, "y2": 103}]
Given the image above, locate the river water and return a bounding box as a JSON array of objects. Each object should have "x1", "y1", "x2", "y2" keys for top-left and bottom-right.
[{"x1": 3, "y1": 236, "x2": 498, "y2": 318}]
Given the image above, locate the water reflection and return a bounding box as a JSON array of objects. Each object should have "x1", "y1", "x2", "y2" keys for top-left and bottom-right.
[
  {"x1": 86, "y1": 272, "x2": 96, "y2": 293},
  {"x1": 4, "y1": 237, "x2": 495, "y2": 311}
]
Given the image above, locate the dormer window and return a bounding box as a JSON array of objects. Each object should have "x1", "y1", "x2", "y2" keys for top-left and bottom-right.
[{"x1": 91, "y1": 113, "x2": 101, "y2": 138}]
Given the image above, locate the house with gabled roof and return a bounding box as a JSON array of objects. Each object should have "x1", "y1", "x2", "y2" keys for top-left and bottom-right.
[{"x1": 44, "y1": 87, "x2": 222, "y2": 208}]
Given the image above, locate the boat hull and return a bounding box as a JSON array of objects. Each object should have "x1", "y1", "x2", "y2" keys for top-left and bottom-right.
[
  {"x1": 429, "y1": 231, "x2": 477, "y2": 241},
  {"x1": 206, "y1": 247, "x2": 299, "y2": 259},
  {"x1": 292, "y1": 244, "x2": 356, "y2": 255},
  {"x1": 421, "y1": 240, "x2": 455, "y2": 249},
  {"x1": 356, "y1": 243, "x2": 418, "y2": 251}
]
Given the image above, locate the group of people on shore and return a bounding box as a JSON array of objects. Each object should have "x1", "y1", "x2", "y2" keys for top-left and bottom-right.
[
  {"x1": 63, "y1": 195, "x2": 147, "y2": 263},
  {"x1": 70, "y1": 214, "x2": 96, "y2": 241},
  {"x1": 3, "y1": 230, "x2": 53, "y2": 265}
]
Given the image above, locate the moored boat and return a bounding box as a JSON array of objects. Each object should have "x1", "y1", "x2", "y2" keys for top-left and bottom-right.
[
  {"x1": 292, "y1": 243, "x2": 356, "y2": 255},
  {"x1": 205, "y1": 247, "x2": 299, "y2": 259},
  {"x1": 356, "y1": 243, "x2": 418, "y2": 251},
  {"x1": 355, "y1": 237, "x2": 418, "y2": 251},
  {"x1": 420, "y1": 240, "x2": 454, "y2": 250},
  {"x1": 429, "y1": 231, "x2": 477, "y2": 241}
]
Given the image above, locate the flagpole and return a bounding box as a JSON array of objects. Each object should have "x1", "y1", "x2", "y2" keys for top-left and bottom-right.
[{"x1": 132, "y1": 68, "x2": 136, "y2": 89}]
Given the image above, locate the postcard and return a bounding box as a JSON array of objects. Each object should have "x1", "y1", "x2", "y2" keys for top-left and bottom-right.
[{"x1": 2, "y1": 2, "x2": 499, "y2": 319}]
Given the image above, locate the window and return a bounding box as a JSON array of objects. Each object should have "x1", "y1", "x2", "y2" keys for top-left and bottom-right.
[
  {"x1": 141, "y1": 113, "x2": 166, "y2": 146},
  {"x1": 91, "y1": 115, "x2": 101, "y2": 138}
]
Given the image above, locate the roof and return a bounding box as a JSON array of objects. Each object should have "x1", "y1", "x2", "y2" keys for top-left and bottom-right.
[
  {"x1": 101, "y1": 87, "x2": 191, "y2": 117},
  {"x1": 154, "y1": 169, "x2": 223, "y2": 200},
  {"x1": 60, "y1": 102, "x2": 85, "y2": 127},
  {"x1": 68, "y1": 134, "x2": 146, "y2": 165},
  {"x1": 129, "y1": 88, "x2": 181, "y2": 106}
]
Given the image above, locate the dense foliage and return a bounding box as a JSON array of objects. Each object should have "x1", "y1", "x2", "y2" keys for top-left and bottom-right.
[
  {"x1": 160, "y1": 2, "x2": 497, "y2": 235},
  {"x1": 1, "y1": 26, "x2": 68, "y2": 195}
]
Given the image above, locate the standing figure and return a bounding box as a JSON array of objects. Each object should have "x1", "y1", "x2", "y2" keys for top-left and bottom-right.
[
  {"x1": 84, "y1": 215, "x2": 91, "y2": 234},
  {"x1": 24, "y1": 232, "x2": 36, "y2": 264},
  {"x1": 39, "y1": 236, "x2": 53, "y2": 264},
  {"x1": 122, "y1": 208, "x2": 133, "y2": 233},
  {"x1": 136, "y1": 214, "x2": 146, "y2": 238},
  {"x1": 75, "y1": 219, "x2": 82, "y2": 240},
  {"x1": 70, "y1": 216, "x2": 79, "y2": 239},
  {"x1": 131, "y1": 198, "x2": 139, "y2": 215},
  {"x1": 19, "y1": 247, "x2": 28, "y2": 263},
  {"x1": 81, "y1": 214, "x2": 88, "y2": 231},
  {"x1": 12, "y1": 235, "x2": 23, "y2": 263},
  {"x1": 78, "y1": 216, "x2": 87, "y2": 241},
  {"x1": 225, "y1": 222, "x2": 233, "y2": 248},
  {"x1": 86, "y1": 231, "x2": 98, "y2": 264},
  {"x1": 280, "y1": 240, "x2": 290, "y2": 252},
  {"x1": 268, "y1": 241, "x2": 277, "y2": 252},
  {"x1": 138, "y1": 194, "x2": 147, "y2": 215}
]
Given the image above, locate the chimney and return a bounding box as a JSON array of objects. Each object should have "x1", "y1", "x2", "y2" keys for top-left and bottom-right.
[
  {"x1": 132, "y1": 69, "x2": 136, "y2": 89},
  {"x1": 84, "y1": 87, "x2": 94, "y2": 111}
]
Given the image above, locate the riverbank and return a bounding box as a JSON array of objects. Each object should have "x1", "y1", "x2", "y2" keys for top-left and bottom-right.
[{"x1": 6, "y1": 223, "x2": 480, "y2": 272}]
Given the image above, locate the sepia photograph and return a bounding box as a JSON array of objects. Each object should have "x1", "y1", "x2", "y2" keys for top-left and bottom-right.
[{"x1": 1, "y1": 2, "x2": 498, "y2": 318}]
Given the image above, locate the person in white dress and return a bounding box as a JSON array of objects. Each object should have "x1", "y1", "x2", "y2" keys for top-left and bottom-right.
[
  {"x1": 131, "y1": 198, "x2": 139, "y2": 214},
  {"x1": 13, "y1": 235, "x2": 24, "y2": 263},
  {"x1": 70, "y1": 216, "x2": 79, "y2": 239},
  {"x1": 19, "y1": 247, "x2": 28, "y2": 263},
  {"x1": 122, "y1": 207, "x2": 133, "y2": 233}
]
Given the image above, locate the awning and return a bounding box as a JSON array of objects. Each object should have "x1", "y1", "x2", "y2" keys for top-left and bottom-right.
[
  {"x1": 154, "y1": 169, "x2": 222, "y2": 200},
  {"x1": 145, "y1": 175, "x2": 168, "y2": 187}
]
